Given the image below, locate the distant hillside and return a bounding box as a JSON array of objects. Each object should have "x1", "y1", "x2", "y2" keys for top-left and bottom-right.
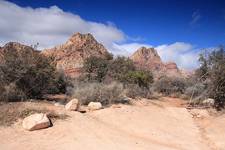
[{"x1": 130, "y1": 47, "x2": 183, "y2": 78}]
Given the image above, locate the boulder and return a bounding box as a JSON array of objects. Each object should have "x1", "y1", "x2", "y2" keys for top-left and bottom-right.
[
  {"x1": 22, "y1": 113, "x2": 51, "y2": 131},
  {"x1": 88, "y1": 102, "x2": 102, "y2": 111},
  {"x1": 65, "y1": 99, "x2": 79, "y2": 111}
]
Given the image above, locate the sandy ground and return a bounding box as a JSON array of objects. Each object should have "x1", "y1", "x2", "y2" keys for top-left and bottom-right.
[{"x1": 0, "y1": 97, "x2": 224, "y2": 150}]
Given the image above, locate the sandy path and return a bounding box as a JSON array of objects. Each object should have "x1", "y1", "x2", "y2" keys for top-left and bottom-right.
[{"x1": 0, "y1": 98, "x2": 219, "y2": 150}]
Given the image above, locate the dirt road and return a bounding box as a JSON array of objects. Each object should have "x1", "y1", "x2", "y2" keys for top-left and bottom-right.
[{"x1": 0, "y1": 98, "x2": 224, "y2": 150}]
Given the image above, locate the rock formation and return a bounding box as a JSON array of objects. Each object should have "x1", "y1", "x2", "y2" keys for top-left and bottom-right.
[
  {"x1": 22, "y1": 113, "x2": 51, "y2": 131},
  {"x1": 42, "y1": 33, "x2": 111, "y2": 77},
  {"x1": 130, "y1": 47, "x2": 181, "y2": 77},
  {"x1": 0, "y1": 42, "x2": 39, "y2": 63}
]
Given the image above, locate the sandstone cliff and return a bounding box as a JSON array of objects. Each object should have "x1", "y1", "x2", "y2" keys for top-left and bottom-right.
[
  {"x1": 42, "y1": 33, "x2": 111, "y2": 77},
  {"x1": 130, "y1": 47, "x2": 181, "y2": 77}
]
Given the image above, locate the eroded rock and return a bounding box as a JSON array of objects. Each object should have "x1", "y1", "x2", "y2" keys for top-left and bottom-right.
[
  {"x1": 88, "y1": 102, "x2": 102, "y2": 111},
  {"x1": 65, "y1": 99, "x2": 79, "y2": 111},
  {"x1": 22, "y1": 113, "x2": 51, "y2": 131}
]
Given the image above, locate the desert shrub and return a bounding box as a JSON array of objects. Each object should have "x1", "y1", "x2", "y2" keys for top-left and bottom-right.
[
  {"x1": 196, "y1": 47, "x2": 225, "y2": 109},
  {"x1": 153, "y1": 76, "x2": 187, "y2": 96},
  {"x1": 0, "y1": 45, "x2": 66, "y2": 101},
  {"x1": 82, "y1": 56, "x2": 109, "y2": 82},
  {"x1": 0, "y1": 83, "x2": 26, "y2": 102},
  {"x1": 123, "y1": 84, "x2": 152, "y2": 99},
  {"x1": 184, "y1": 78, "x2": 212, "y2": 102},
  {"x1": 47, "y1": 70, "x2": 71, "y2": 94},
  {"x1": 123, "y1": 70, "x2": 153, "y2": 88},
  {"x1": 107, "y1": 56, "x2": 135, "y2": 82},
  {"x1": 0, "y1": 102, "x2": 68, "y2": 126},
  {"x1": 72, "y1": 82, "x2": 124, "y2": 105},
  {"x1": 81, "y1": 56, "x2": 154, "y2": 89}
]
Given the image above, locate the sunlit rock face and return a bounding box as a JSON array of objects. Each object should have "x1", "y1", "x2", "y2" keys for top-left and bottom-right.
[
  {"x1": 42, "y1": 33, "x2": 110, "y2": 77},
  {"x1": 130, "y1": 47, "x2": 182, "y2": 78}
]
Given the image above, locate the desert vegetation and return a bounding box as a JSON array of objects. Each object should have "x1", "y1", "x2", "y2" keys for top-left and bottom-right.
[
  {"x1": 0, "y1": 44, "x2": 67, "y2": 102},
  {"x1": 0, "y1": 44, "x2": 224, "y2": 109}
]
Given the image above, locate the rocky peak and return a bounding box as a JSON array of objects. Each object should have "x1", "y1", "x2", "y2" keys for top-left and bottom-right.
[
  {"x1": 131, "y1": 47, "x2": 161, "y2": 61},
  {"x1": 65, "y1": 33, "x2": 96, "y2": 46},
  {"x1": 42, "y1": 33, "x2": 110, "y2": 77},
  {"x1": 2, "y1": 42, "x2": 32, "y2": 51},
  {"x1": 130, "y1": 47, "x2": 163, "y2": 71},
  {"x1": 130, "y1": 47, "x2": 182, "y2": 77},
  {"x1": 164, "y1": 62, "x2": 179, "y2": 70}
]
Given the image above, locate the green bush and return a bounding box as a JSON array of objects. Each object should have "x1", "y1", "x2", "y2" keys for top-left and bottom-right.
[
  {"x1": 82, "y1": 56, "x2": 109, "y2": 82},
  {"x1": 123, "y1": 70, "x2": 153, "y2": 88},
  {"x1": 107, "y1": 56, "x2": 135, "y2": 82}
]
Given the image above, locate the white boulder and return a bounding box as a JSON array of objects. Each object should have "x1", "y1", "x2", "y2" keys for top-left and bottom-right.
[
  {"x1": 88, "y1": 102, "x2": 102, "y2": 111},
  {"x1": 22, "y1": 113, "x2": 51, "y2": 131},
  {"x1": 65, "y1": 99, "x2": 79, "y2": 111}
]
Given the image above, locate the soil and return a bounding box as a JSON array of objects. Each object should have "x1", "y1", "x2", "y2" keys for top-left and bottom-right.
[{"x1": 0, "y1": 97, "x2": 224, "y2": 150}]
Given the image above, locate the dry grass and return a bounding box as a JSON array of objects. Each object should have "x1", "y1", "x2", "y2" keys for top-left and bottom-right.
[{"x1": 0, "y1": 101, "x2": 68, "y2": 126}]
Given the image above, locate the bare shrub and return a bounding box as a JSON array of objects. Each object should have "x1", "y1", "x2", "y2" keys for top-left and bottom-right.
[
  {"x1": 72, "y1": 82, "x2": 124, "y2": 105},
  {"x1": 196, "y1": 47, "x2": 225, "y2": 109},
  {"x1": 184, "y1": 82, "x2": 208, "y2": 101},
  {"x1": 0, "y1": 83, "x2": 26, "y2": 102},
  {"x1": 123, "y1": 84, "x2": 152, "y2": 99},
  {"x1": 0, "y1": 102, "x2": 68, "y2": 126},
  {"x1": 153, "y1": 76, "x2": 187, "y2": 96}
]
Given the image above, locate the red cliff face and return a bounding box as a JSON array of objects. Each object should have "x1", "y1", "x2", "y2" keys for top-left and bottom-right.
[
  {"x1": 130, "y1": 47, "x2": 182, "y2": 77},
  {"x1": 42, "y1": 33, "x2": 111, "y2": 77}
]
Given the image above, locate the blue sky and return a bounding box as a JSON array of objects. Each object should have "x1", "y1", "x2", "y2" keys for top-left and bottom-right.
[{"x1": 1, "y1": 0, "x2": 225, "y2": 69}]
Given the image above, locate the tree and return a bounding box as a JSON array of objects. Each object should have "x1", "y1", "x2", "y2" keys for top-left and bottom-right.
[
  {"x1": 197, "y1": 47, "x2": 225, "y2": 109},
  {"x1": 123, "y1": 70, "x2": 153, "y2": 88},
  {"x1": 107, "y1": 56, "x2": 136, "y2": 82},
  {"x1": 0, "y1": 46, "x2": 60, "y2": 100},
  {"x1": 82, "y1": 56, "x2": 109, "y2": 82}
]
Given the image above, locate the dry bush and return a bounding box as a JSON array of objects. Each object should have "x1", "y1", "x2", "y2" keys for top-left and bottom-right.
[
  {"x1": 184, "y1": 82, "x2": 208, "y2": 100},
  {"x1": 123, "y1": 84, "x2": 152, "y2": 99},
  {"x1": 71, "y1": 82, "x2": 124, "y2": 105},
  {"x1": 153, "y1": 76, "x2": 187, "y2": 96},
  {"x1": 195, "y1": 47, "x2": 225, "y2": 109},
  {"x1": 0, "y1": 44, "x2": 68, "y2": 102},
  {"x1": 0, "y1": 102, "x2": 68, "y2": 126},
  {"x1": 0, "y1": 83, "x2": 26, "y2": 102}
]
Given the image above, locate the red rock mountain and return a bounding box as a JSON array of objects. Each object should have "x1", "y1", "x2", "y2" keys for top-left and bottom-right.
[
  {"x1": 130, "y1": 47, "x2": 181, "y2": 77},
  {"x1": 42, "y1": 33, "x2": 111, "y2": 77}
]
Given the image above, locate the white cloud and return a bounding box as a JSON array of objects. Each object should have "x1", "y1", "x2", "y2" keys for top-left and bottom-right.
[
  {"x1": 0, "y1": 0, "x2": 125, "y2": 50},
  {"x1": 155, "y1": 42, "x2": 200, "y2": 70}
]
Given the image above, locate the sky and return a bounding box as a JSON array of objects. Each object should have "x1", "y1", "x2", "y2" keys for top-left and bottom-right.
[{"x1": 0, "y1": 0, "x2": 225, "y2": 70}]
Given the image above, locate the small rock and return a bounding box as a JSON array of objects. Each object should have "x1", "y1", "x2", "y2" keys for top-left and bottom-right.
[
  {"x1": 88, "y1": 102, "x2": 102, "y2": 111},
  {"x1": 54, "y1": 102, "x2": 64, "y2": 107},
  {"x1": 23, "y1": 113, "x2": 51, "y2": 131},
  {"x1": 65, "y1": 99, "x2": 79, "y2": 111}
]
